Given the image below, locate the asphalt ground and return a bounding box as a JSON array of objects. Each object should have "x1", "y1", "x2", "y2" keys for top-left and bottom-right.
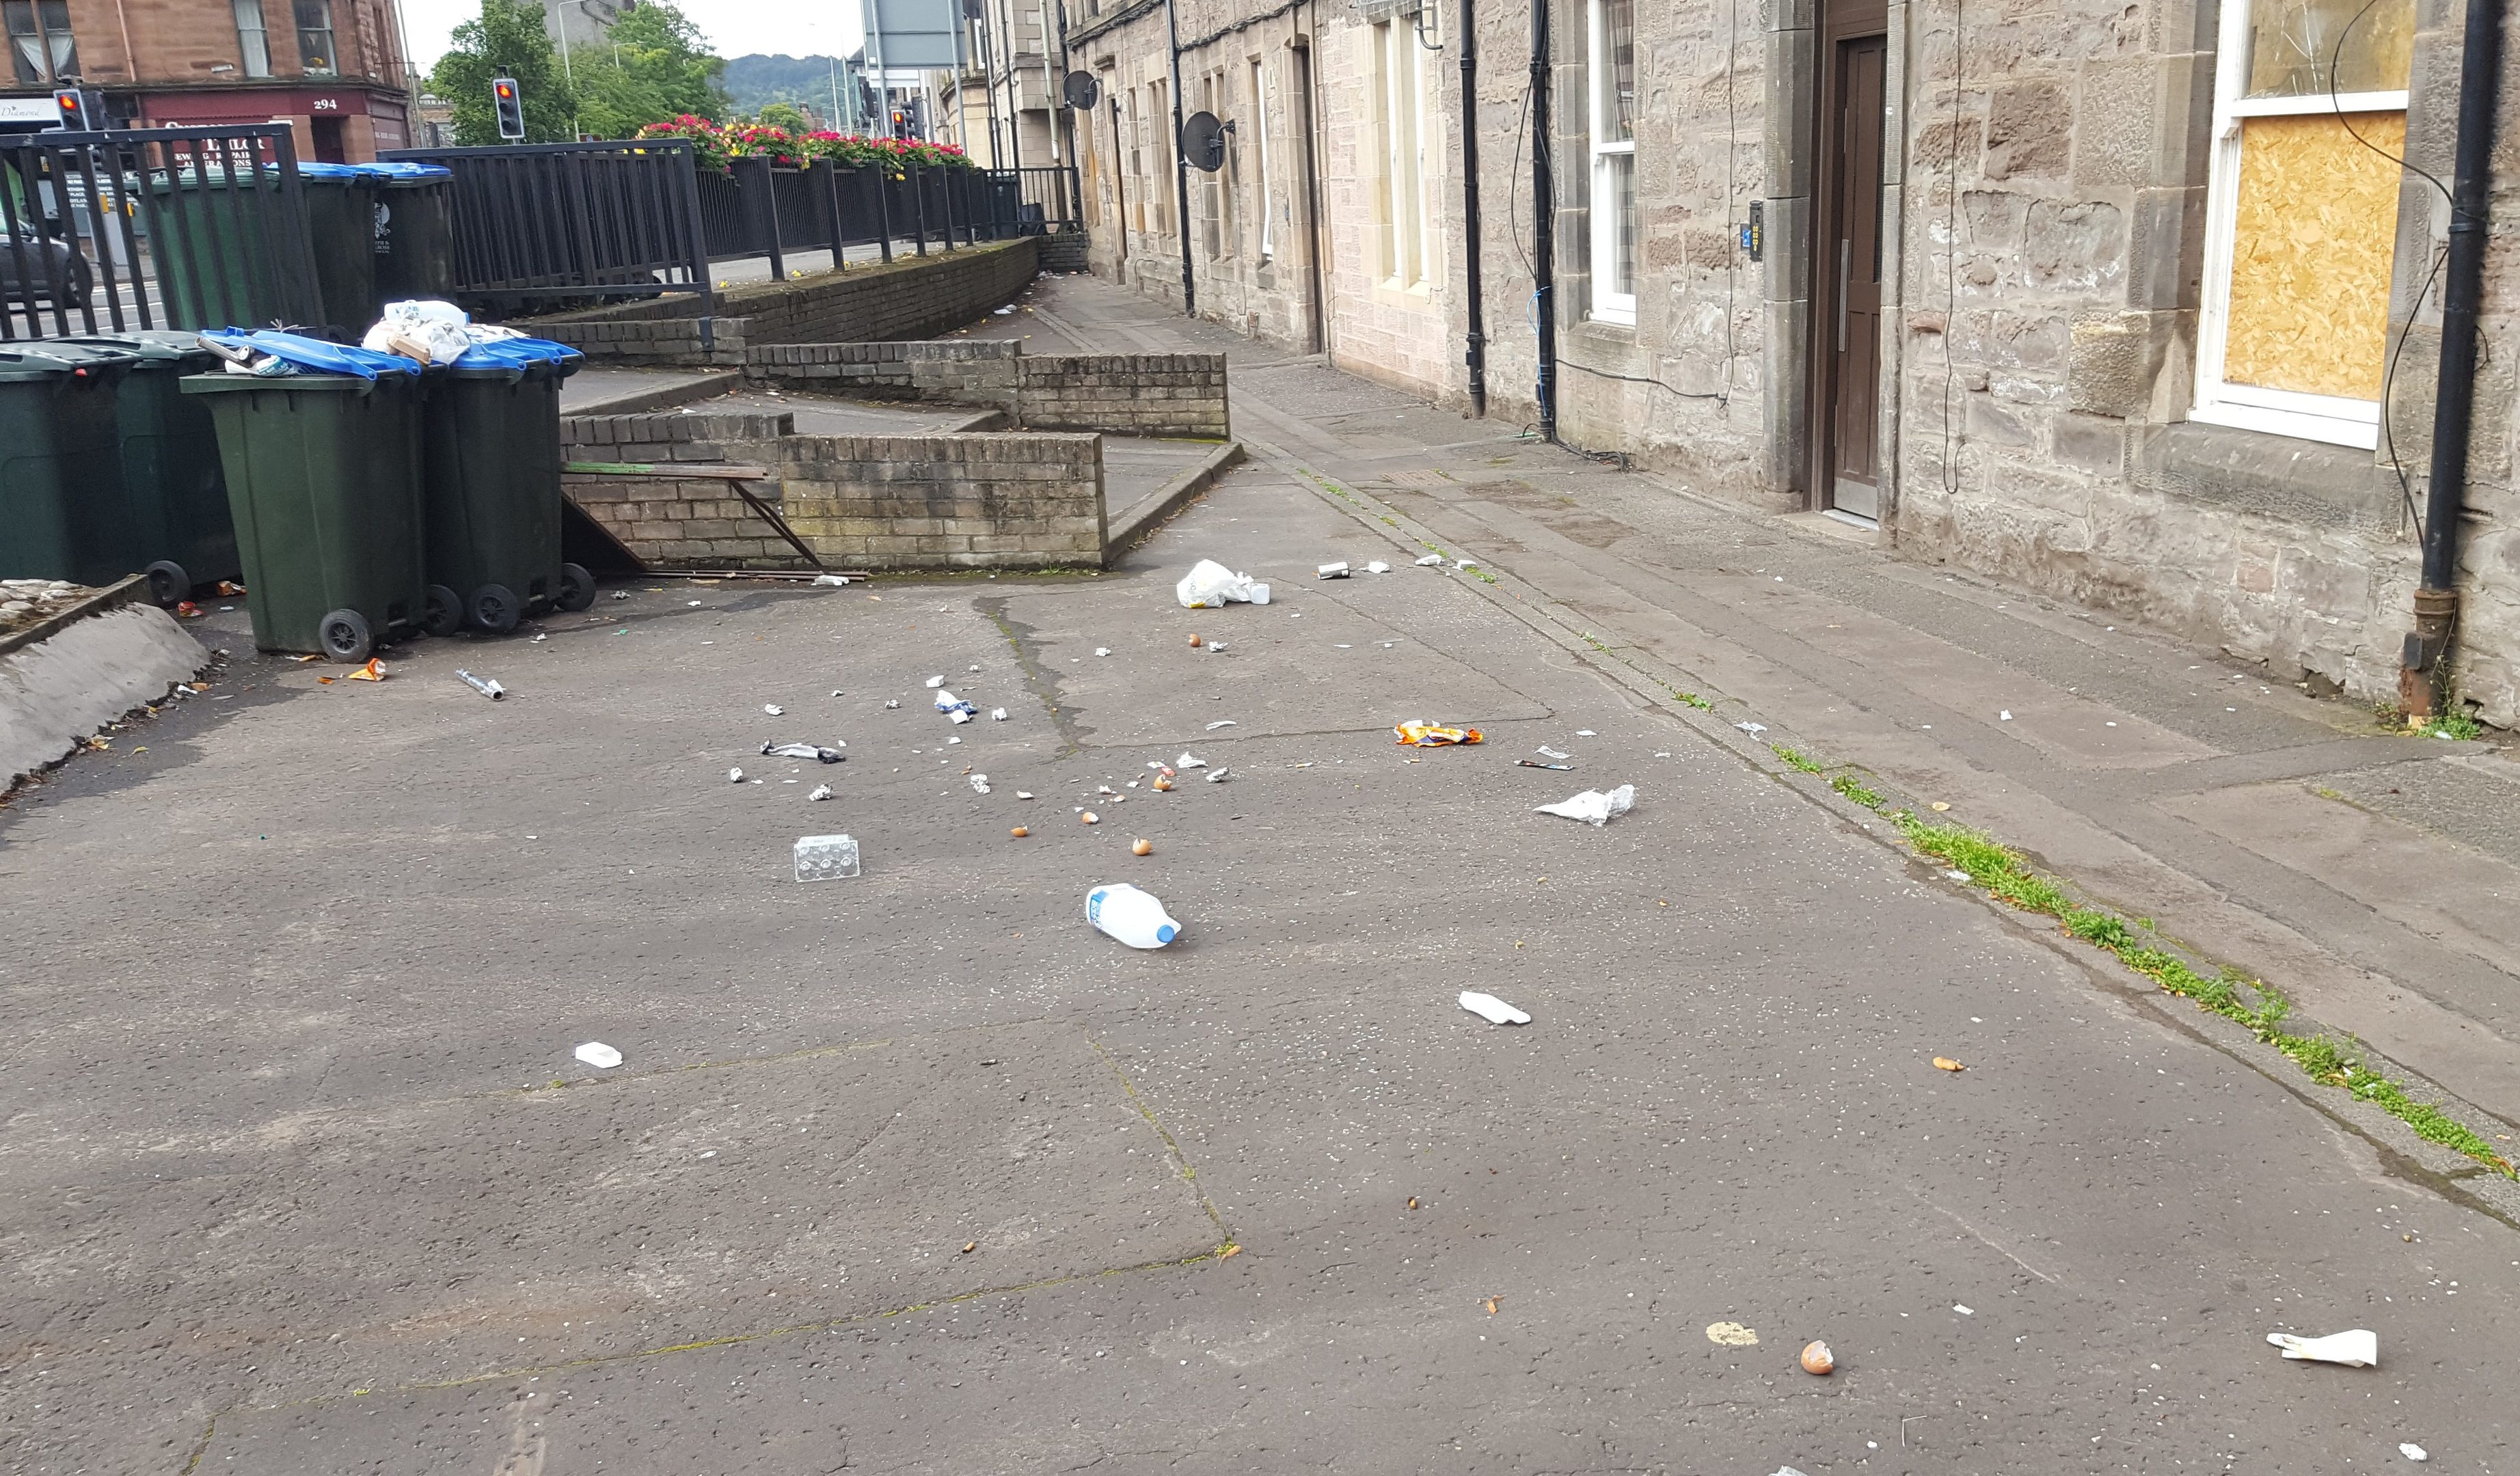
[{"x1": 2, "y1": 450, "x2": 2513, "y2": 1473}]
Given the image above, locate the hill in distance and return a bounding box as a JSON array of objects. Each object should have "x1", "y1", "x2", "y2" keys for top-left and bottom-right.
[{"x1": 722, "y1": 53, "x2": 851, "y2": 119}]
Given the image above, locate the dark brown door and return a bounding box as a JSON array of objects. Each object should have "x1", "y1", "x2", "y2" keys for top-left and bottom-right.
[{"x1": 1815, "y1": 30, "x2": 1886, "y2": 519}]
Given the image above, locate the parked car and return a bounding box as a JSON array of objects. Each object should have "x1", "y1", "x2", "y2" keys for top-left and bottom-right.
[{"x1": 0, "y1": 233, "x2": 93, "y2": 307}]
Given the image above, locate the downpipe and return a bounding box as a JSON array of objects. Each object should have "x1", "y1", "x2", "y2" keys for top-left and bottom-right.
[
  {"x1": 1529, "y1": 0, "x2": 1555, "y2": 442},
  {"x1": 2401, "y1": 0, "x2": 2504, "y2": 717},
  {"x1": 1459, "y1": 0, "x2": 1487, "y2": 416}
]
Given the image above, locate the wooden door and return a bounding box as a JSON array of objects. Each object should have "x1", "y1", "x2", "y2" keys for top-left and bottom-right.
[{"x1": 1816, "y1": 31, "x2": 1886, "y2": 519}]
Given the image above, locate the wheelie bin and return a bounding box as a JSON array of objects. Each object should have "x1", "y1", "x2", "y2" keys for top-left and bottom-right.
[
  {"x1": 290, "y1": 163, "x2": 380, "y2": 340},
  {"x1": 42, "y1": 331, "x2": 236, "y2": 605},
  {"x1": 0, "y1": 342, "x2": 141, "y2": 588},
  {"x1": 359, "y1": 161, "x2": 457, "y2": 313},
  {"x1": 418, "y1": 336, "x2": 595, "y2": 635},
  {"x1": 182, "y1": 332, "x2": 427, "y2": 661}
]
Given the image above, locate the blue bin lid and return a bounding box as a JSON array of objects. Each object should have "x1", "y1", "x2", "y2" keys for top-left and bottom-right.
[
  {"x1": 449, "y1": 336, "x2": 584, "y2": 372},
  {"x1": 280, "y1": 161, "x2": 450, "y2": 183},
  {"x1": 198, "y1": 328, "x2": 422, "y2": 379}
]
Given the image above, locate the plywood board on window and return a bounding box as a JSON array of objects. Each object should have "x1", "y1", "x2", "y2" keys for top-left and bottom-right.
[{"x1": 2223, "y1": 110, "x2": 2404, "y2": 402}]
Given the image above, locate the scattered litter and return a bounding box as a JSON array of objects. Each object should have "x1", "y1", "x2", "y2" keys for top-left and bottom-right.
[
  {"x1": 1517, "y1": 759, "x2": 1573, "y2": 771},
  {"x1": 612, "y1": 590, "x2": 629, "y2": 601},
  {"x1": 1574, "y1": 730, "x2": 1596, "y2": 737},
  {"x1": 763, "y1": 704, "x2": 783, "y2": 715},
  {"x1": 532, "y1": 633, "x2": 546, "y2": 642},
  {"x1": 1206, "y1": 720, "x2": 1237, "y2": 730},
  {"x1": 1095, "y1": 646, "x2": 1111, "y2": 657},
  {"x1": 1800, "y1": 1341, "x2": 1834, "y2": 1375},
  {"x1": 1536, "y1": 746, "x2": 1571, "y2": 760},
  {"x1": 2266, "y1": 1329, "x2": 2377, "y2": 1367},
  {"x1": 1205, "y1": 767, "x2": 1230, "y2": 782},
  {"x1": 808, "y1": 784, "x2": 833, "y2": 802},
  {"x1": 1131, "y1": 837, "x2": 1153, "y2": 856},
  {"x1": 1930, "y1": 801, "x2": 1951, "y2": 812},
  {"x1": 728, "y1": 767, "x2": 746, "y2": 783},
  {"x1": 455, "y1": 669, "x2": 506, "y2": 700},
  {"x1": 761, "y1": 741, "x2": 845, "y2": 763},
  {"x1": 689, "y1": 600, "x2": 704, "y2": 607},
  {"x1": 1999, "y1": 710, "x2": 2013, "y2": 722},
  {"x1": 884, "y1": 698, "x2": 901, "y2": 709},
  {"x1": 1736, "y1": 722, "x2": 1767, "y2": 735},
  {"x1": 1176, "y1": 558, "x2": 1272, "y2": 607},
  {"x1": 1189, "y1": 633, "x2": 1204, "y2": 647},
  {"x1": 991, "y1": 707, "x2": 1008, "y2": 721},
  {"x1": 830, "y1": 689, "x2": 845, "y2": 698},
  {"x1": 1016, "y1": 791, "x2": 1034, "y2": 800},
  {"x1": 1208, "y1": 640, "x2": 1230, "y2": 653},
  {"x1": 347, "y1": 658, "x2": 385, "y2": 682},
  {"x1": 968, "y1": 664, "x2": 981, "y2": 672},
  {"x1": 1705, "y1": 1322, "x2": 1760, "y2": 1347},
  {"x1": 1087, "y1": 882, "x2": 1180, "y2": 948},
  {"x1": 1366, "y1": 560, "x2": 1391, "y2": 574},
  {"x1": 934, "y1": 690, "x2": 977, "y2": 717},
  {"x1": 1934, "y1": 1056, "x2": 1966, "y2": 1072},
  {"x1": 1455, "y1": 560, "x2": 1478, "y2": 571},
  {"x1": 970, "y1": 774, "x2": 991, "y2": 794},
  {"x1": 1459, "y1": 991, "x2": 1530, "y2": 1025},
  {"x1": 574, "y1": 1041, "x2": 623, "y2": 1070},
  {"x1": 1010, "y1": 825, "x2": 1029, "y2": 837},
  {"x1": 1081, "y1": 810, "x2": 1100, "y2": 825},
  {"x1": 1395, "y1": 721, "x2": 1483, "y2": 747},
  {"x1": 1177, "y1": 752, "x2": 1208, "y2": 769},
  {"x1": 1414, "y1": 554, "x2": 1444, "y2": 566},
  {"x1": 813, "y1": 573, "x2": 853, "y2": 586},
  {"x1": 925, "y1": 675, "x2": 946, "y2": 688},
  {"x1": 1945, "y1": 869, "x2": 1970, "y2": 882},
  {"x1": 1953, "y1": 1304, "x2": 1975, "y2": 1317},
  {"x1": 947, "y1": 735, "x2": 962, "y2": 744},
  {"x1": 2402, "y1": 1445, "x2": 2428, "y2": 1462},
  {"x1": 1318, "y1": 562, "x2": 1351, "y2": 579},
  {"x1": 949, "y1": 710, "x2": 972, "y2": 725},
  {"x1": 1535, "y1": 784, "x2": 1636, "y2": 825},
  {"x1": 993, "y1": 305, "x2": 1015, "y2": 314},
  {"x1": 793, "y1": 833, "x2": 862, "y2": 881}
]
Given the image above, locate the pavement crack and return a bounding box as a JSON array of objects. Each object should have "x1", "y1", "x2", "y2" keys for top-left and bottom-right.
[
  {"x1": 1085, "y1": 1033, "x2": 1236, "y2": 1250},
  {"x1": 978, "y1": 594, "x2": 1087, "y2": 756}
]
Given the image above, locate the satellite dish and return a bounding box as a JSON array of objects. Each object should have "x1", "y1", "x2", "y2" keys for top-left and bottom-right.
[
  {"x1": 1062, "y1": 70, "x2": 1100, "y2": 110},
  {"x1": 1180, "y1": 109, "x2": 1230, "y2": 172}
]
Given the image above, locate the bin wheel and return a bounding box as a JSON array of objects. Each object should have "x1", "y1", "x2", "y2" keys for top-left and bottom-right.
[
  {"x1": 144, "y1": 560, "x2": 191, "y2": 608},
  {"x1": 319, "y1": 609, "x2": 374, "y2": 664},
  {"x1": 557, "y1": 562, "x2": 597, "y2": 612},
  {"x1": 470, "y1": 583, "x2": 520, "y2": 634},
  {"x1": 422, "y1": 584, "x2": 463, "y2": 638}
]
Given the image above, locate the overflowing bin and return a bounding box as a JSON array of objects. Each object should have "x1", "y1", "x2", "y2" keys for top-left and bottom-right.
[
  {"x1": 183, "y1": 332, "x2": 427, "y2": 661},
  {"x1": 419, "y1": 336, "x2": 595, "y2": 633},
  {"x1": 42, "y1": 331, "x2": 237, "y2": 605},
  {"x1": 0, "y1": 342, "x2": 141, "y2": 588}
]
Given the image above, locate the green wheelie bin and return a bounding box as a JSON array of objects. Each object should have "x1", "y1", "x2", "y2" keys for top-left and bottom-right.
[
  {"x1": 360, "y1": 162, "x2": 457, "y2": 313},
  {"x1": 183, "y1": 333, "x2": 428, "y2": 661},
  {"x1": 0, "y1": 342, "x2": 142, "y2": 588},
  {"x1": 418, "y1": 340, "x2": 595, "y2": 635},
  {"x1": 43, "y1": 331, "x2": 237, "y2": 605}
]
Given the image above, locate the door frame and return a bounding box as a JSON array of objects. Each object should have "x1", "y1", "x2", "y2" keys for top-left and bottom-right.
[{"x1": 1805, "y1": 0, "x2": 1890, "y2": 517}]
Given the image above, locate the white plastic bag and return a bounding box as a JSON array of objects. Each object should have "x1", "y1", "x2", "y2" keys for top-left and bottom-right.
[
  {"x1": 1176, "y1": 559, "x2": 1272, "y2": 609},
  {"x1": 1534, "y1": 783, "x2": 1636, "y2": 826}
]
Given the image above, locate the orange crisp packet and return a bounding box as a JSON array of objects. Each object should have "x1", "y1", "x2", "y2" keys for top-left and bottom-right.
[
  {"x1": 346, "y1": 658, "x2": 385, "y2": 682},
  {"x1": 1394, "y1": 721, "x2": 1483, "y2": 747}
]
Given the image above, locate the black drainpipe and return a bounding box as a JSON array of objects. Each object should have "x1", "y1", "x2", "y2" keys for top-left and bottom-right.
[
  {"x1": 1458, "y1": 0, "x2": 1486, "y2": 417},
  {"x1": 1165, "y1": 0, "x2": 1197, "y2": 318},
  {"x1": 2403, "y1": 0, "x2": 2505, "y2": 716},
  {"x1": 1528, "y1": 0, "x2": 1555, "y2": 441}
]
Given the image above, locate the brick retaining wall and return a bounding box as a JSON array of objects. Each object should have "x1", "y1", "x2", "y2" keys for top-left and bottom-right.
[{"x1": 743, "y1": 342, "x2": 1229, "y2": 438}]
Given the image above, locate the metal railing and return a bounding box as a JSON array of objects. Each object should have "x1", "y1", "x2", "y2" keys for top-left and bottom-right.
[
  {"x1": 1, "y1": 124, "x2": 321, "y2": 341},
  {"x1": 379, "y1": 138, "x2": 715, "y2": 316}
]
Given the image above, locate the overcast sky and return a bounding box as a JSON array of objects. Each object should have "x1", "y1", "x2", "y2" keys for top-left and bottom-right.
[{"x1": 401, "y1": 0, "x2": 865, "y2": 73}]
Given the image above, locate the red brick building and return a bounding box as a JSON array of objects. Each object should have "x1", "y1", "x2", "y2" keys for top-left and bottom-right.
[{"x1": 2, "y1": 0, "x2": 415, "y2": 160}]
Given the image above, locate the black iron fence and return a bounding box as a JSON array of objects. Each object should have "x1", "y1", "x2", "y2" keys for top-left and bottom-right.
[
  {"x1": 1, "y1": 124, "x2": 321, "y2": 340},
  {"x1": 380, "y1": 138, "x2": 714, "y2": 315}
]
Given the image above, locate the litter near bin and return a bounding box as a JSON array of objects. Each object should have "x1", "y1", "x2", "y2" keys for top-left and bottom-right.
[
  {"x1": 808, "y1": 784, "x2": 834, "y2": 801},
  {"x1": 1176, "y1": 752, "x2": 1207, "y2": 769},
  {"x1": 925, "y1": 675, "x2": 946, "y2": 687},
  {"x1": 1318, "y1": 562, "x2": 1350, "y2": 579},
  {"x1": 761, "y1": 741, "x2": 844, "y2": 763},
  {"x1": 1459, "y1": 992, "x2": 1530, "y2": 1025},
  {"x1": 1517, "y1": 759, "x2": 1573, "y2": 771},
  {"x1": 728, "y1": 767, "x2": 746, "y2": 783},
  {"x1": 455, "y1": 669, "x2": 505, "y2": 699},
  {"x1": 573, "y1": 1041, "x2": 623, "y2": 1069},
  {"x1": 2402, "y1": 1445, "x2": 2428, "y2": 1462},
  {"x1": 2266, "y1": 1329, "x2": 2377, "y2": 1367},
  {"x1": 1536, "y1": 746, "x2": 1571, "y2": 760},
  {"x1": 1176, "y1": 559, "x2": 1272, "y2": 607},
  {"x1": 1800, "y1": 1341, "x2": 1834, "y2": 1375},
  {"x1": 1415, "y1": 554, "x2": 1444, "y2": 566},
  {"x1": 1132, "y1": 837, "x2": 1153, "y2": 856},
  {"x1": 1206, "y1": 720, "x2": 1236, "y2": 730},
  {"x1": 970, "y1": 774, "x2": 991, "y2": 794},
  {"x1": 1087, "y1": 882, "x2": 1180, "y2": 948},
  {"x1": 814, "y1": 573, "x2": 852, "y2": 586},
  {"x1": 763, "y1": 704, "x2": 783, "y2": 715},
  {"x1": 346, "y1": 658, "x2": 385, "y2": 681},
  {"x1": 1535, "y1": 784, "x2": 1636, "y2": 825},
  {"x1": 1396, "y1": 721, "x2": 1483, "y2": 746},
  {"x1": 1366, "y1": 561, "x2": 1391, "y2": 573},
  {"x1": 794, "y1": 833, "x2": 862, "y2": 880},
  {"x1": 991, "y1": 707, "x2": 1008, "y2": 721},
  {"x1": 1705, "y1": 1322, "x2": 1760, "y2": 1347},
  {"x1": 1206, "y1": 767, "x2": 1230, "y2": 782},
  {"x1": 934, "y1": 690, "x2": 977, "y2": 717},
  {"x1": 1096, "y1": 646, "x2": 1111, "y2": 657},
  {"x1": 1934, "y1": 1056, "x2": 1967, "y2": 1072}
]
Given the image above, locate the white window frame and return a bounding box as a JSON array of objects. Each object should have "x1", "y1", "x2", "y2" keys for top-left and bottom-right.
[
  {"x1": 2191, "y1": 0, "x2": 2407, "y2": 450},
  {"x1": 1251, "y1": 56, "x2": 1273, "y2": 260},
  {"x1": 1586, "y1": 0, "x2": 1636, "y2": 326},
  {"x1": 233, "y1": 0, "x2": 272, "y2": 77},
  {"x1": 1372, "y1": 21, "x2": 1427, "y2": 292}
]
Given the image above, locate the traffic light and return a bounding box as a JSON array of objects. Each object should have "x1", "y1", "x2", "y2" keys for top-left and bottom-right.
[
  {"x1": 491, "y1": 77, "x2": 525, "y2": 141},
  {"x1": 51, "y1": 88, "x2": 96, "y2": 131}
]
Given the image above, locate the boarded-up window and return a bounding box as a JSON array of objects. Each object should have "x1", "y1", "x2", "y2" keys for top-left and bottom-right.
[
  {"x1": 2192, "y1": 0, "x2": 2412, "y2": 448},
  {"x1": 2222, "y1": 111, "x2": 2405, "y2": 401}
]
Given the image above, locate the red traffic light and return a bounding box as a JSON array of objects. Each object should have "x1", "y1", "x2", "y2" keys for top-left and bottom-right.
[
  {"x1": 53, "y1": 89, "x2": 80, "y2": 115},
  {"x1": 496, "y1": 82, "x2": 514, "y2": 97}
]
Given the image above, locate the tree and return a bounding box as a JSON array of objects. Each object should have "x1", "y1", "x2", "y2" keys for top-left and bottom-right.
[
  {"x1": 429, "y1": 0, "x2": 578, "y2": 144},
  {"x1": 754, "y1": 102, "x2": 810, "y2": 132},
  {"x1": 569, "y1": 1, "x2": 729, "y2": 139}
]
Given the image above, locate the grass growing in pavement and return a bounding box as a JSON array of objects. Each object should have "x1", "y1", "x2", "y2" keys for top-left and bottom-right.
[
  {"x1": 2416, "y1": 709, "x2": 2485, "y2": 741},
  {"x1": 1772, "y1": 744, "x2": 1825, "y2": 774},
  {"x1": 1890, "y1": 811, "x2": 2515, "y2": 1178}
]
